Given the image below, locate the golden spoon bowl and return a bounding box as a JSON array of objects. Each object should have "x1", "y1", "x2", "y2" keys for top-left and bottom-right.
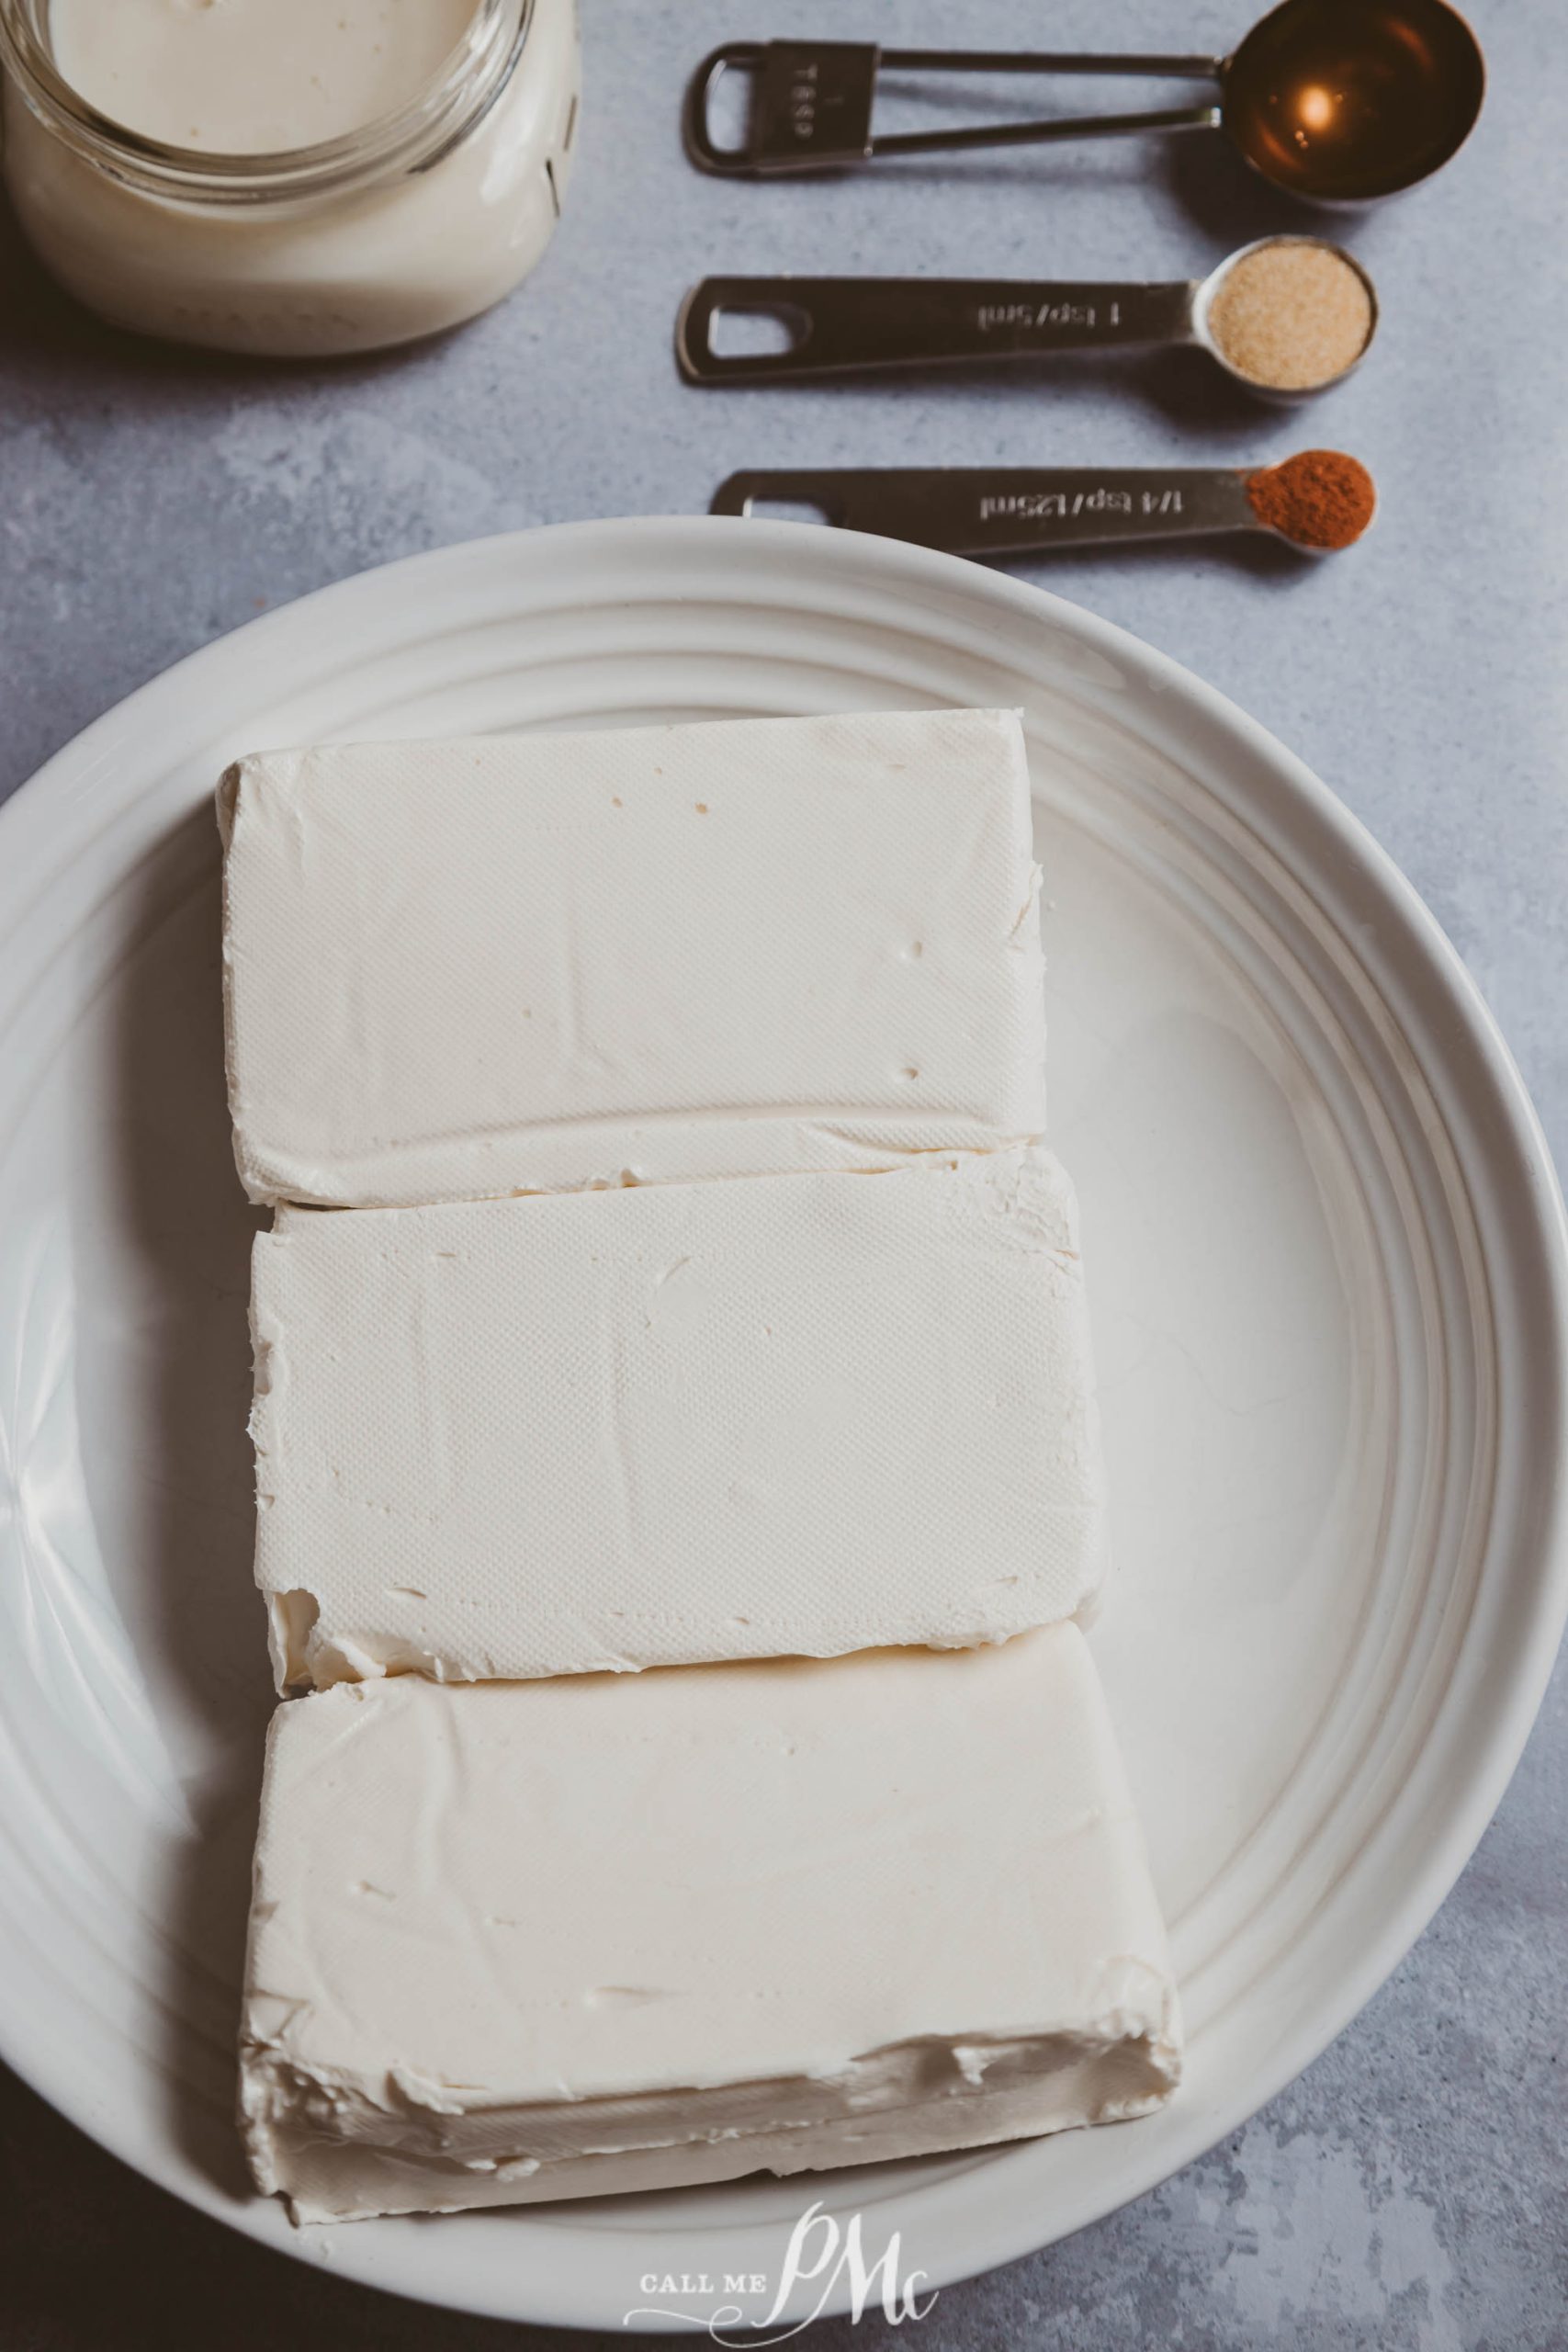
[{"x1": 1222, "y1": 0, "x2": 1485, "y2": 201}]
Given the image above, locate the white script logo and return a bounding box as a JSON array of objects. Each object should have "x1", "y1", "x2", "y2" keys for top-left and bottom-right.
[{"x1": 624, "y1": 2200, "x2": 937, "y2": 2341}]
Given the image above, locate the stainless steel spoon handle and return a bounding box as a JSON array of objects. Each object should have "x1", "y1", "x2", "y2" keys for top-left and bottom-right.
[
  {"x1": 710, "y1": 467, "x2": 1259, "y2": 554},
  {"x1": 678, "y1": 277, "x2": 1197, "y2": 384},
  {"x1": 683, "y1": 40, "x2": 1223, "y2": 175}
]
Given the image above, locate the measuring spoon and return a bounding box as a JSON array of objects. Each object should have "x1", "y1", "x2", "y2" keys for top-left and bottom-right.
[
  {"x1": 679, "y1": 237, "x2": 1377, "y2": 399},
  {"x1": 709, "y1": 455, "x2": 1377, "y2": 556},
  {"x1": 686, "y1": 0, "x2": 1483, "y2": 203}
]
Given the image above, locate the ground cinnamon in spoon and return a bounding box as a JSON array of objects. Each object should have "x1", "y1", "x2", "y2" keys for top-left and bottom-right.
[{"x1": 1247, "y1": 449, "x2": 1377, "y2": 549}]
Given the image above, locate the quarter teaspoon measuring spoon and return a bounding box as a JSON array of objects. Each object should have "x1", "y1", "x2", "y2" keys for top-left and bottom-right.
[
  {"x1": 709, "y1": 454, "x2": 1377, "y2": 558},
  {"x1": 679, "y1": 237, "x2": 1377, "y2": 400}
]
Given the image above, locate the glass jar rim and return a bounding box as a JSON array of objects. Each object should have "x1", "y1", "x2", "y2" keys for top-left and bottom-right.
[{"x1": 0, "y1": 0, "x2": 534, "y2": 203}]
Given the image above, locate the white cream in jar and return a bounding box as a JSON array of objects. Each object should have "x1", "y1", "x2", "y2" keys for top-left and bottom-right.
[{"x1": 0, "y1": 0, "x2": 579, "y2": 356}]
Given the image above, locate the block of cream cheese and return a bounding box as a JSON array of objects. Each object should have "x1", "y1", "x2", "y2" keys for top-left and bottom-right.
[
  {"x1": 218, "y1": 708, "x2": 1046, "y2": 1206},
  {"x1": 250, "y1": 1145, "x2": 1107, "y2": 1690},
  {"x1": 239, "y1": 1626, "x2": 1180, "y2": 2222}
]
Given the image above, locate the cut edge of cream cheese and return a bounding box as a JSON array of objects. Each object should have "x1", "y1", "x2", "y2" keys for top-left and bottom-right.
[
  {"x1": 238, "y1": 1628, "x2": 1180, "y2": 2223},
  {"x1": 248, "y1": 1146, "x2": 1110, "y2": 1690},
  {"x1": 217, "y1": 708, "x2": 1048, "y2": 1208}
]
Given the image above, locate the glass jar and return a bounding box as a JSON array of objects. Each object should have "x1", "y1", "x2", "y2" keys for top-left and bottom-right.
[{"x1": 0, "y1": 0, "x2": 580, "y2": 357}]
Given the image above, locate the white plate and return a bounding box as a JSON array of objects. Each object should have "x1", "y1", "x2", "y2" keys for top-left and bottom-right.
[{"x1": 0, "y1": 519, "x2": 1563, "y2": 2333}]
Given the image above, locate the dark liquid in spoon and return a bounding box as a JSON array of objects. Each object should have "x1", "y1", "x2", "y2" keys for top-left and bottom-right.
[{"x1": 1224, "y1": 0, "x2": 1483, "y2": 199}]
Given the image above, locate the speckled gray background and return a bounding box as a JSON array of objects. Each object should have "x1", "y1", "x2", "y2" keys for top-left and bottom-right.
[{"x1": 1, "y1": 3, "x2": 1563, "y2": 2346}]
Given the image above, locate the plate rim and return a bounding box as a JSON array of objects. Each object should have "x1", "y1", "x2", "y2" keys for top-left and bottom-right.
[{"x1": 1, "y1": 514, "x2": 1564, "y2": 2329}]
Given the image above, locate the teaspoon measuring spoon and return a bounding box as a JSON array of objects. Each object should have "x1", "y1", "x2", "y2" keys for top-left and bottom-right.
[
  {"x1": 686, "y1": 0, "x2": 1483, "y2": 203},
  {"x1": 709, "y1": 456, "x2": 1376, "y2": 557},
  {"x1": 679, "y1": 236, "x2": 1377, "y2": 399}
]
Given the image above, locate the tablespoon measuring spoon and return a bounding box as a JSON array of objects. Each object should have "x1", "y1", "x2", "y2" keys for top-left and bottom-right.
[
  {"x1": 710, "y1": 451, "x2": 1378, "y2": 556},
  {"x1": 679, "y1": 236, "x2": 1378, "y2": 400},
  {"x1": 686, "y1": 0, "x2": 1483, "y2": 202}
]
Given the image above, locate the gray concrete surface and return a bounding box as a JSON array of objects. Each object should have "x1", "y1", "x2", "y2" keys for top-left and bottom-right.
[{"x1": 0, "y1": 3, "x2": 1563, "y2": 2345}]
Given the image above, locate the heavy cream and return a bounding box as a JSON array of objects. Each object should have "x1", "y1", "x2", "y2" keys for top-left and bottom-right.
[
  {"x1": 218, "y1": 711, "x2": 1048, "y2": 1207},
  {"x1": 0, "y1": 0, "x2": 579, "y2": 356},
  {"x1": 250, "y1": 1147, "x2": 1109, "y2": 1689},
  {"x1": 240, "y1": 1631, "x2": 1181, "y2": 2222},
  {"x1": 49, "y1": 0, "x2": 483, "y2": 153}
]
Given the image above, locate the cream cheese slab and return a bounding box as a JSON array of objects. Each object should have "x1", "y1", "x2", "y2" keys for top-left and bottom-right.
[
  {"x1": 250, "y1": 1145, "x2": 1108, "y2": 1690},
  {"x1": 218, "y1": 707, "x2": 1046, "y2": 1207},
  {"x1": 240, "y1": 1627, "x2": 1180, "y2": 2222}
]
